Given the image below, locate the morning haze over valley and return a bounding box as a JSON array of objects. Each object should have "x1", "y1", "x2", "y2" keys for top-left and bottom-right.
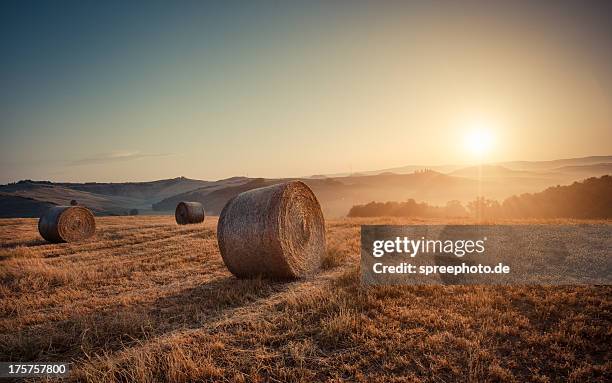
[{"x1": 2, "y1": 155, "x2": 611, "y2": 218}]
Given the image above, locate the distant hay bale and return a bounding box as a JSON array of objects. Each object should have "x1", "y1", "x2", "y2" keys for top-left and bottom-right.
[
  {"x1": 38, "y1": 206, "x2": 96, "y2": 243},
  {"x1": 217, "y1": 181, "x2": 326, "y2": 279},
  {"x1": 175, "y1": 201, "x2": 205, "y2": 225}
]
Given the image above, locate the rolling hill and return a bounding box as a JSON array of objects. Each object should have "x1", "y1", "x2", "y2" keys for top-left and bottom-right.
[
  {"x1": 1, "y1": 156, "x2": 610, "y2": 218},
  {"x1": 152, "y1": 172, "x2": 479, "y2": 217},
  {"x1": 322, "y1": 156, "x2": 612, "y2": 177},
  {"x1": 449, "y1": 165, "x2": 539, "y2": 178},
  {"x1": 52, "y1": 176, "x2": 211, "y2": 203},
  {"x1": 153, "y1": 177, "x2": 349, "y2": 216},
  {"x1": 0, "y1": 177, "x2": 213, "y2": 217},
  {"x1": 497, "y1": 155, "x2": 612, "y2": 171},
  {"x1": 0, "y1": 182, "x2": 141, "y2": 216},
  {"x1": 551, "y1": 163, "x2": 612, "y2": 176},
  {"x1": 0, "y1": 194, "x2": 56, "y2": 218}
]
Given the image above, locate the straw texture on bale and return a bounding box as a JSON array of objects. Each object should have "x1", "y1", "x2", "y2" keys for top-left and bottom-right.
[
  {"x1": 38, "y1": 206, "x2": 96, "y2": 243},
  {"x1": 217, "y1": 181, "x2": 326, "y2": 279},
  {"x1": 175, "y1": 201, "x2": 205, "y2": 225}
]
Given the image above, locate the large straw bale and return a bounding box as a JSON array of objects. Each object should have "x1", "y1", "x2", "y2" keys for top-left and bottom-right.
[
  {"x1": 217, "y1": 181, "x2": 326, "y2": 279},
  {"x1": 38, "y1": 206, "x2": 96, "y2": 243}
]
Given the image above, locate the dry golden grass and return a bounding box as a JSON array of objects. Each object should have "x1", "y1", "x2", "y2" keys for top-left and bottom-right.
[{"x1": 0, "y1": 216, "x2": 610, "y2": 382}]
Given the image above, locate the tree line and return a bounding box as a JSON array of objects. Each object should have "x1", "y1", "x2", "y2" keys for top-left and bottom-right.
[{"x1": 348, "y1": 175, "x2": 612, "y2": 219}]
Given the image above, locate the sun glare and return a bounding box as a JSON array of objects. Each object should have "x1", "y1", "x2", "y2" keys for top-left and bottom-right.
[{"x1": 464, "y1": 123, "x2": 494, "y2": 158}]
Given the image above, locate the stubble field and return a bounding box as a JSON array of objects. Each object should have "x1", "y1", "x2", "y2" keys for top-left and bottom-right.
[{"x1": 0, "y1": 216, "x2": 610, "y2": 382}]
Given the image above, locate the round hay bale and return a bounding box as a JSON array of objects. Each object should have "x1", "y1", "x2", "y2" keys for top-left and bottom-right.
[
  {"x1": 217, "y1": 181, "x2": 326, "y2": 279},
  {"x1": 38, "y1": 206, "x2": 96, "y2": 243},
  {"x1": 175, "y1": 201, "x2": 205, "y2": 225}
]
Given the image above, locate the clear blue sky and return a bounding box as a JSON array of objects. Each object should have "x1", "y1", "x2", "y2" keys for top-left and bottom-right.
[{"x1": 1, "y1": 1, "x2": 611, "y2": 183}]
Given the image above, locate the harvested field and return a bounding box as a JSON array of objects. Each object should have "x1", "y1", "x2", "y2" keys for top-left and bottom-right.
[{"x1": 0, "y1": 216, "x2": 610, "y2": 382}]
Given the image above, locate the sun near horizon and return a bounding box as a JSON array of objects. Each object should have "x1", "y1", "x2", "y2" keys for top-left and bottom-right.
[
  {"x1": 1, "y1": 2, "x2": 611, "y2": 183},
  {"x1": 463, "y1": 119, "x2": 496, "y2": 161}
]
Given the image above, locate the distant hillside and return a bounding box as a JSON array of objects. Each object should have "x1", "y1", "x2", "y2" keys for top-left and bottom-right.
[
  {"x1": 0, "y1": 182, "x2": 141, "y2": 215},
  {"x1": 2, "y1": 156, "x2": 610, "y2": 218},
  {"x1": 318, "y1": 155, "x2": 612, "y2": 180},
  {"x1": 347, "y1": 175, "x2": 612, "y2": 219},
  {"x1": 153, "y1": 171, "x2": 477, "y2": 217},
  {"x1": 498, "y1": 156, "x2": 612, "y2": 171},
  {"x1": 322, "y1": 164, "x2": 460, "y2": 177},
  {"x1": 153, "y1": 178, "x2": 276, "y2": 213},
  {"x1": 0, "y1": 194, "x2": 56, "y2": 218},
  {"x1": 551, "y1": 163, "x2": 612, "y2": 176},
  {"x1": 52, "y1": 176, "x2": 211, "y2": 202},
  {"x1": 0, "y1": 177, "x2": 214, "y2": 218},
  {"x1": 502, "y1": 175, "x2": 612, "y2": 218},
  {"x1": 153, "y1": 177, "x2": 347, "y2": 216},
  {"x1": 446, "y1": 158, "x2": 612, "y2": 197},
  {"x1": 450, "y1": 165, "x2": 538, "y2": 178}
]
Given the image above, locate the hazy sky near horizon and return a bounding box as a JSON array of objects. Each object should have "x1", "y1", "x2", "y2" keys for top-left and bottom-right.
[{"x1": 1, "y1": 1, "x2": 611, "y2": 183}]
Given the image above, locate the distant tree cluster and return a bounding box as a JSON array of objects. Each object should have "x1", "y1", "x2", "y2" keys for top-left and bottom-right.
[
  {"x1": 499, "y1": 175, "x2": 612, "y2": 218},
  {"x1": 348, "y1": 175, "x2": 612, "y2": 219},
  {"x1": 348, "y1": 199, "x2": 468, "y2": 218}
]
